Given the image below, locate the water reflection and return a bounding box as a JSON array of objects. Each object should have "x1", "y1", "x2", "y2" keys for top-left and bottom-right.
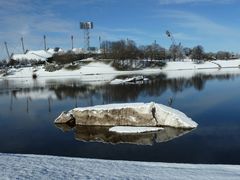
[
  {"x1": 55, "y1": 124, "x2": 192, "y2": 145},
  {"x1": 1, "y1": 73, "x2": 238, "y2": 111}
]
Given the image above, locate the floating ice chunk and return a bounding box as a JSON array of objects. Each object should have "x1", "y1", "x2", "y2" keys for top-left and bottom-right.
[
  {"x1": 55, "y1": 102, "x2": 197, "y2": 129},
  {"x1": 110, "y1": 76, "x2": 148, "y2": 85}
]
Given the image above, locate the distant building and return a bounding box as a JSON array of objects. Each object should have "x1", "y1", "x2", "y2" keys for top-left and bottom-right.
[{"x1": 11, "y1": 48, "x2": 64, "y2": 62}]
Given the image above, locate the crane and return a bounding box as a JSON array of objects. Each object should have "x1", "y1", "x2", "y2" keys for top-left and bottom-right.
[
  {"x1": 166, "y1": 30, "x2": 184, "y2": 61},
  {"x1": 166, "y1": 30, "x2": 176, "y2": 46}
]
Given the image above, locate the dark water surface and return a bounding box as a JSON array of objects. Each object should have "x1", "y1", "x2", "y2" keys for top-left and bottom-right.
[{"x1": 1, "y1": 73, "x2": 240, "y2": 164}]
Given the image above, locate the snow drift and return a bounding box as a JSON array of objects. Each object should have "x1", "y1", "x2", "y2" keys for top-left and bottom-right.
[{"x1": 55, "y1": 102, "x2": 197, "y2": 129}]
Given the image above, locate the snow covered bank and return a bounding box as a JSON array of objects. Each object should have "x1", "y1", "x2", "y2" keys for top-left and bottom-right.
[
  {"x1": 1, "y1": 60, "x2": 240, "y2": 87},
  {"x1": 163, "y1": 60, "x2": 240, "y2": 71},
  {"x1": 1, "y1": 153, "x2": 240, "y2": 180},
  {"x1": 214, "y1": 60, "x2": 240, "y2": 68},
  {"x1": 163, "y1": 61, "x2": 218, "y2": 70},
  {"x1": 1, "y1": 62, "x2": 117, "y2": 83},
  {"x1": 55, "y1": 102, "x2": 197, "y2": 129},
  {"x1": 2, "y1": 60, "x2": 240, "y2": 81}
]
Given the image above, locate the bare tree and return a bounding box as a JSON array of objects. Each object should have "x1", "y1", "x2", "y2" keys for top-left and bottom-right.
[
  {"x1": 125, "y1": 39, "x2": 139, "y2": 60},
  {"x1": 191, "y1": 45, "x2": 205, "y2": 61},
  {"x1": 100, "y1": 41, "x2": 111, "y2": 59},
  {"x1": 216, "y1": 51, "x2": 231, "y2": 60},
  {"x1": 169, "y1": 44, "x2": 184, "y2": 61}
]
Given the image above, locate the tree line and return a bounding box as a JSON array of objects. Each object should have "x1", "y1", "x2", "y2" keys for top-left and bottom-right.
[{"x1": 100, "y1": 39, "x2": 238, "y2": 61}]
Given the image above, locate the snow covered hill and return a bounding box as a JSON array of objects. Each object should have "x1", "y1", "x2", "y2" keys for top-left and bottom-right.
[{"x1": 1, "y1": 153, "x2": 240, "y2": 180}]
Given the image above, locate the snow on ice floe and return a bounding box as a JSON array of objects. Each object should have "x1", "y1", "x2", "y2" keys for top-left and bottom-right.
[
  {"x1": 55, "y1": 102, "x2": 198, "y2": 129},
  {"x1": 109, "y1": 126, "x2": 164, "y2": 134}
]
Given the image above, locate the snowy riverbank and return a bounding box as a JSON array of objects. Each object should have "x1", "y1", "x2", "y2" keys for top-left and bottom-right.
[
  {"x1": 1, "y1": 60, "x2": 240, "y2": 83},
  {"x1": 1, "y1": 153, "x2": 240, "y2": 180}
]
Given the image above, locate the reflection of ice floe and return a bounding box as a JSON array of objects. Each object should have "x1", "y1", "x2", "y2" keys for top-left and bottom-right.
[
  {"x1": 55, "y1": 125, "x2": 192, "y2": 145},
  {"x1": 55, "y1": 123, "x2": 75, "y2": 132},
  {"x1": 55, "y1": 102, "x2": 198, "y2": 129},
  {"x1": 110, "y1": 76, "x2": 149, "y2": 85}
]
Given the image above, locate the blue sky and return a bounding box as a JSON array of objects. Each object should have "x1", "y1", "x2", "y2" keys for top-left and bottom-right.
[{"x1": 0, "y1": 0, "x2": 240, "y2": 59}]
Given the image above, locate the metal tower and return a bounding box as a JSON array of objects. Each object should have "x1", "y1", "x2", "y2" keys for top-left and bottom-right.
[{"x1": 80, "y1": 22, "x2": 93, "y2": 51}]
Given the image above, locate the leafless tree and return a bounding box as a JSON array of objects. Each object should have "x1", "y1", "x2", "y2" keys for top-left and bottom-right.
[
  {"x1": 191, "y1": 45, "x2": 205, "y2": 61},
  {"x1": 169, "y1": 44, "x2": 184, "y2": 61}
]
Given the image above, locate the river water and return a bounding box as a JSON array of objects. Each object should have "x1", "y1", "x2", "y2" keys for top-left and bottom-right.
[{"x1": 1, "y1": 72, "x2": 240, "y2": 164}]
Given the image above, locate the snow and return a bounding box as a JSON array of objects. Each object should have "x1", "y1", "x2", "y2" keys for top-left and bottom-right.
[
  {"x1": 1, "y1": 153, "x2": 240, "y2": 180},
  {"x1": 79, "y1": 62, "x2": 116, "y2": 75},
  {"x1": 160, "y1": 59, "x2": 240, "y2": 79},
  {"x1": 162, "y1": 59, "x2": 240, "y2": 71},
  {"x1": 163, "y1": 61, "x2": 218, "y2": 71},
  {"x1": 73, "y1": 102, "x2": 150, "y2": 111},
  {"x1": 109, "y1": 126, "x2": 164, "y2": 133},
  {"x1": 154, "y1": 103, "x2": 198, "y2": 129},
  {"x1": 214, "y1": 60, "x2": 240, "y2": 68},
  {"x1": 2, "y1": 62, "x2": 117, "y2": 83}
]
